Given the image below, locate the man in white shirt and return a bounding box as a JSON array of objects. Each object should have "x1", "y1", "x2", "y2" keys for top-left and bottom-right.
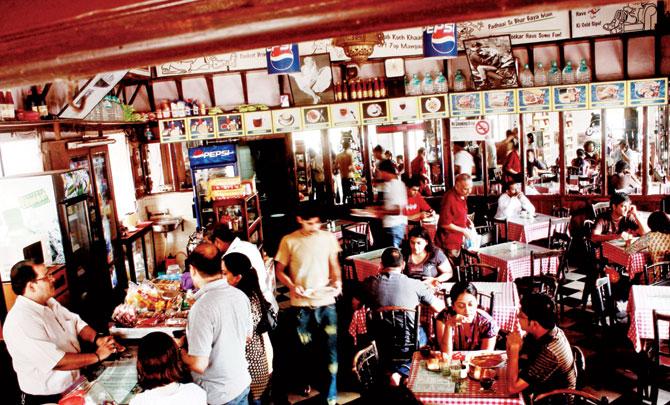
[
  {"x1": 453, "y1": 142, "x2": 475, "y2": 176},
  {"x1": 4, "y1": 260, "x2": 123, "y2": 405},
  {"x1": 495, "y1": 182, "x2": 535, "y2": 219},
  {"x1": 610, "y1": 140, "x2": 640, "y2": 172},
  {"x1": 377, "y1": 159, "x2": 408, "y2": 247}
]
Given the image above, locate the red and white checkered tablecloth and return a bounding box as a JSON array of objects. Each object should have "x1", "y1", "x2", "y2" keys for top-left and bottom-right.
[
  {"x1": 350, "y1": 248, "x2": 386, "y2": 281},
  {"x1": 478, "y1": 242, "x2": 559, "y2": 282},
  {"x1": 408, "y1": 351, "x2": 526, "y2": 405},
  {"x1": 627, "y1": 285, "x2": 670, "y2": 352},
  {"x1": 603, "y1": 239, "x2": 648, "y2": 277},
  {"x1": 505, "y1": 214, "x2": 555, "y2": 243}
]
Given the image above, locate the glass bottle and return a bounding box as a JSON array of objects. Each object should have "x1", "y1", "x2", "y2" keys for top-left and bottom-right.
[
  {"x1": 534, "y1": 63, "x2": 548, "y2": 86},
  {"x1": 453, "y1": 69, "x2": 466, "y2": 92},
  {"x1": 519, "y1": 64, "x2": 534, "y2": 87},
  {"x1": 562, "y1": 61, "x2": 575, "y2": 85},
  {"x1": 576, "y1": 59, "x2": 591, "y2": 83},
  {"x1": 421, "y1": 72, "x2": 434, "y2": 95},
  {"x1": 547, "y1": 61, "x2": 561, "y2": 85}
]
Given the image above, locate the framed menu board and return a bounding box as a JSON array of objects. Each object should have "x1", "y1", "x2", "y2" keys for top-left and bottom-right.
[
  {"x1": 517, "y1": 87, "x2": 552, "y2": 112},
  {"x1": 483, "y1": 90, "x2": 517, "y2": 114},
  {"x1": 187, "y1": 116, "x2": 216, "y2": 141},
  {"x1": 419, "y1": 95, "x2": 449, "y2": 119},
  {"x1": 330, "y1": 102, "x2": 362, "y2": 127},
  {"x1": 159, "y1": 119, "x2": 188, "y2": 143},
  {"x1": 361, "y1": 100, "x2": 389, "y2": 124},
  {"x1": 590, "y1": 81, "x2": 626, "y2": 108},
  {"x1": 302, "y1": 105, "x2": 330, "y2": 130},
  {"x1": 628, "y1": 78, "x2": 668, "y2": 106},
  {"x1": 449, "y1": 92, "x2": 483, "y2": 117},
  {"x1": 389, "y1": 98, "x2": 419, "y2": 122},
  {"x1": 217, "y1": 114, "x2": 245, "y2": 138},
  {"x1": 552, "y1": 84, "x2": 589, "y2": 111},
  {"x1": 244, "y1": 111, "x2": 273, "y2": 135},
  {"x1": 272, "y1": 108, "x2": 302, "y2": 133}
]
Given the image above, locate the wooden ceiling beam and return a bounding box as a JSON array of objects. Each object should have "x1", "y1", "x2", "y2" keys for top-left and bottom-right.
[{"x1": 0, "y1": 0, "x2": 619, "y2": 87}]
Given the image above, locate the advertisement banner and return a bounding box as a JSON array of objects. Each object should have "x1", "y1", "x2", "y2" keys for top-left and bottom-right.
[
  {"x1": 302, "y1": 106, "x2": 331, "y2": 130},
  {"x1": 518, "y1": 87, "x2": 552, "y2": 112},
  {"x1": 330, "y1": 103, "x2": 362, "y2": 127},
  {"x1": 188, "y1": 144, "x2": 237, "y2": 167},
  {"x1": 449, "y1": 92, "x2": 483, "y2": 117},
  {"x1": 572, "y1": 2, "x2": 658, "y2": 38},
  {"x1": 483, "y1": 89, "x2": 517, "y2": 114},
  {"x1": 389, "y1": 97, "x2": 420, "y2": 122},
  {"x1": 266, "y1": 44, "x2": 301, "y2": 75},
  {"x1": 628, "y1": 78, "x2": 668, "y2": 106},
  {"x1": 159, "y1": 119, "x2": 188, "y2": 143},
  {"x1": 590, "y1": 81, "x2": 627, "y2": 108},
  {"x1": 361, "y1": 100, "x2": 389, "y2": 125},
  {"x1": 272, "y1": 108, "x2": 302, "y2": 133},
  {"x1": 423, "y1": 24, "x2": 458, "y2": 58},
  {"x1": 552, "y1": 84, "x2": 590, "y2": 111},
  {"x1": 419, "y1": 95, "x2": 449, "y2": 119},
  {"x1": 217, "y1": 114, "x2": 245, "y2": 138},
  {"x1": 187, "y1": 116, "x2": 216, "y2": 141}
]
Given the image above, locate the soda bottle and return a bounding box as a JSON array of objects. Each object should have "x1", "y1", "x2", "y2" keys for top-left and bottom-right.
[
  {"x1": 519, "y1": 64, "x2": 534, "y2": 87},
  {"x1": 421, "y1": 72, "x2": 434, "y2": 95},
  {"x1": 453, "y1": 70, "x2": 466, "y2": 92},
  {"x1": 534, "y1": 62, "x2": 548, "y2": 86},
  {"x1": 562, "y1": 61, "x2": 575, "y2": 85},
  {"x1": 576, "y1": 59, "x2": 591, "y2": 83},
  {"x1": 548, "y1": 61, "x2": 561, "y2": 85},
  {"x1": 434, "y1": 71, "x2": 448, "y2": 93}
]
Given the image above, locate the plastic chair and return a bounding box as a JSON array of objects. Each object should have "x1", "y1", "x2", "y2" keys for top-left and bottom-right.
[
  {"x1": 456, "y1": 264, "x2": 499, "y2": 283},
  {"x1": 352, "y1": 341, "x2": 380, "y2": 393},
  {"x1": 532, "y1": 389, "x2": 609, "y2": 404}
]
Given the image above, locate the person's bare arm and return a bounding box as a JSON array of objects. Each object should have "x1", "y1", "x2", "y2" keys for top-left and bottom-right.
[
  {"x1": 328, "y1": 250, "x2": 342, "y2": 295},
  {"x1": 276, "y1": 261, "x2": 307, "y2": 297},
  {"x1": 53, "y1": 339, "x2": 116, "y2": 371},
  {"x1": 181, "y1": 351, "x2": 209, "y2": 374},
  {"x1": 506, "y1": 331, "x2": 530, "y2": 394}
]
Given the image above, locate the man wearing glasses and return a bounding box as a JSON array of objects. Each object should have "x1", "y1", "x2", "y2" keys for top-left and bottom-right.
[{"x1": 4, "y1": 260, "x2": 124, "y2": 405}]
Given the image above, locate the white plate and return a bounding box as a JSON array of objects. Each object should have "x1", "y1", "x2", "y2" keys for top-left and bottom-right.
[
  {"x1": 306, "y1": 110, "x2": 322, "y2": 123},
  {"x1": 425, "y1": 97, "x2": 441, "y2": 113},
  {"x1": 278, "y1": 113, "x2": 295, "y2": 126},
  {"x1": 367, "y1": 104, "x2": 382, "y2": 117},
  {"x1": 303, "y1": 286, "x2": 339, "y2": 299}
]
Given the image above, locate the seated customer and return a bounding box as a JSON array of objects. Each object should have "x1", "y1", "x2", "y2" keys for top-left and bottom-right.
[
  {"x1": 571, "y1": 149, "x2": 591, "y2": 176},
  {"x1": 130, "y1": 332, "x2": 206, "y2": 405},
  {"x1": 591, "y1": 193, "x2": 647, "y2": 242},
  {"x1": 609, "y1": 160, "x2": 641, "y2": 195},
  {"x1": 403, "y1": 227, "x2": 452, "y2": 285},
  {"x1": 626, "y1": 210, "x2": 670, "y2": 263},
  {"x1": 404, "y1": 176, "x2": 435, "y2": 221},
  {"x1": 436, "y1": 282, "x2": 499, "y2": 355},
  {"x1": 495, "y1": 182, "x2": 535, "y2": 219},
  {"x1": 506, "y1": 293, "x2": 576, "y2": 398}
]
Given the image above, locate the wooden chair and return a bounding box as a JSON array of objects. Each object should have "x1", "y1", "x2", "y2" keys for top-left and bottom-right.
[
  {"x1": 592, "y1": 276, "x2": 616, "y2": 327},
  {"x1": 644, "y1": 261, "x2": 670, "y2": 286},
  {"x1": 515, "y1": 250, "x2": 563, "y2": 300},
  {"x1": 573, "y1": 345, "x2": 587, "y2": 389},
  {"x1": 650, "y1": 310, "x2": 670, "y2": 405},
  {"x1": 476, "y1": 291, "x2": 495, "y2": 316},
  {"x1": 485, "y1": 201, "x2": 499, "y2": 223},
  {"x1": 551, "y1": 235, "x2": 573, "y2": 316},
  {"x1": 591, "y1": 201, "x2": 610, "y2": 218},
  {"x1": 342, "y1": 222, "x2": 370, "y2": 257},
  {"x1": 580, "y1": 237, "x2": 604, "y2": 310},
  {"x1": 535, "y1": 217, "x2": 570, "y2": 248},
  {"x1": 491, "y1": 217, "x2": 508, "y2": 243},
  {"x1": 532, "y1": 389, "x2": 609, "y2": 405},
  {"x1": 461, "y1": 248, "x2": 481, "y2": 267},
  {"x1": 430, "y1": 184, "x2": 446, "y2": 194},
  {"x1": 475, "y1": 225, "x2": 497, "y2": 247},
  {"x1": 549, "y1": 231, "x2": 572, "y2": 252},
  {"x1": 456, "y1": 263, "x2": 499, "y2": 283},
  {"x1": 366, "y1": 305, "x2": 421, "y2": 372},
  {"x1": 351, "y1": 190, "x2": 368, "y2": 206},
  {"x1": 552, "y1": 205, "x2": 571, "y2": 218},
  {"x1": 352, "y1": 341, "x2": 380, "y2": 394}
]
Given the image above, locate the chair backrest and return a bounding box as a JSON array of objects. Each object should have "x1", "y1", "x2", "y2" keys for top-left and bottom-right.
[
  {"x1": 591, "y1": 201, "x2": 610, "y2": 218},
  {"x1": 530, "y1": 250, "x2": 564, "y2": 277},
  {"x1": 351, "y1": 190, "x2": 368, "y2": 206},
  {"x1": 342, "y1": 222, "x2": 370, "y2": 256},
  {"x1": 652, "y1": 310, "x2": 670, "y2": 368},
  {"x1": 583, "y1": 219, "x2": 595, "y2": 237},
  {"x1": 456, "y1": 263, "x2": 499, "y2": 282},
  {"x1": 476, "y1": 291, "x2": 495, "y2": 316},
  {"x1": 491, "y1": 217, "x2": 508, "y2": 242},
  {"x1": 548, "y1": 217, "x2": 571, "y2": 240},
  {"x1": 572, "y1": 345, "x2": 586, "y2": 389},
  {"x1": 366, "y1": 305, "x2": 421, "y2": 364},
  {"x1": 352, "y1": 341, "x2": 380, "y2": 392},
  {"x1": 533, "y1": 389, "x2": 609, "y2": 405},
  {"x1": 461, "y1": 248, "x2": 481, "y2": 267},
  {"x1": 486, "y1": 201, "x2": 499, "y2": 223},
  {"x1": 644, "y1": 261, "x2": 670, "y2": 285},
  {"x1": 582, "y1": 237, "x2": 603, "y2": 272},
  {"x1": 552, "y1": 206, "x2": 571, "y2": 218},
  {"x1": 431, "y1": 184, "x2": 446, "y2": 194},
  {"x1": 475, "y1": 225, "x2": 498, "y2": 247},
  {"x1": 567, "y1": 166, "x2": 580, "y2": 176},
  {"x1": 593, "y1": 276, "x2": 615, "y2": 327}
]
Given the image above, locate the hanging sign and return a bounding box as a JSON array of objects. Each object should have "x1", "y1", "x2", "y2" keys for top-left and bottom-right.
[
  {"x1": 302, "y1": 106, "x2": 331, "y2": 130},
  {"x1": 272, "y1": 108, "x2": 302, "y2": 133},
  {"x1": 244, "y1": 111, "x2": 273, "y2": 135},
  {"x1": 419, "y1": 94, "x2": 449, "y2": 119},
  {"x1": 450, "y1": 118, "x2": 490, "y2": 142},
  {"x1": 517, "y1": 87, "x2": 552, "y2": 112},
  {"x1": 330, "y1": 103, "x2": 362, "y2": 127},
  {"x1": 449, "y1": 92, "x2": 483, "y2": 117},
  {"x1": 389, "y1": 97, "x2": 420, "y2": 122},
  {"x1": 552, "y1": 84, "x2": 590, "y2": 111},
  {"x1": 216, "y1": 114, "x2": 245, "y2": 138},
  {"x1": 627, "y1": 78, "x2": 667, "y2": 106},
  {"x1": 590, "y1": 81, "x2": 626, "y2": 108},
  {"x1": 423, "y1": 24, "x2": 458, "y2": 58},
  {"x1": 361, "y1": 100, "x2": 389, "y2": 124},
  {"x1": 571, "y1": 2, "x2": 658, "y2": 38},
  {"x1": 483, "y1": 89, "x2": 517, "y2": 114},
  {"x1": 187, "y1": 116, "x2": 216, "y2": 141},
  {"x1": 159, "y1": 119, "x2": 188, "y2": 143},
  {"x1": 266, "y1": 44, "x2": 301, "y2": 75}
]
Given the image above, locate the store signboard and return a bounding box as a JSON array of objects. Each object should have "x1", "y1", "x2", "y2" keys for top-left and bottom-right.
[
  {"x1": 627, "y1": 78, "x2": 668, "y2": 106},
  {"x1": 449, "y1": 92, "x2": 483, "y2": 117},
  {"x1": 361, "y1": 100, "x2": 389, "y2": 124},
  {"x1": 517, "y1": 87, "x2": 552, "y2": 112},
  {"x1": 419, "y1": 95, "x2": 449, "y2": 119},
  {"x1": 483, "y1": 89, "x2": 517, "y2": 114},
  {"x1": 272, "y1": 108, "x2": 302, "y2": 133},
  {"x1": 244, "y1": 111, "x2": 273, "y2": 135},
  {"x1": 552, "y1": 84, "x2": 589, "y2": 111},
  {"x1": 188, "y1": 144, "x2": 237, "y2": 166},
  {"x1": 302, "y1": 106, "x2": 331, "y2": 130},
  {"x1": 330, "y1": 103, "x2": 362, "y2": 127},
  {"x1": 590, "y1": 81, "x2": 626, "y2": 108},
  {"x1": 571, "y1": 2, "x2": 658, "y2": 39},
  {"x1": 450, "y1": 118, "x2": 490, "y2": 142},
  {"x1": 187, "y1": 116, "x2": 216, "y2": 141},
  {"x1": 217, "y1": 114, "x2": 245, "y2": 138},
  {"x1": 159, "y1": 119, "x2": 188, "y2": 143},
  {"x1": 389, "y1": 97, "x2": 420, "y2": 122}
]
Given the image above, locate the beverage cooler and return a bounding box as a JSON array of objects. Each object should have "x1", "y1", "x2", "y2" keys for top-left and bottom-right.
[
  {"x1": 188, "y1": 144, "x2": 239, "y2": 228},
  {"x1": 0, "y1": 169, "x2": 112, "y2": 313}
]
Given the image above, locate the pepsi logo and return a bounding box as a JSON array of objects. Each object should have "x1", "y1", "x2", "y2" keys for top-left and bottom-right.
[
  {"x1": 269, "y1": 45, "x2": 295, "y2": 72},
  {"x1": 193, "y1": 149, "x2": 204, "y2": 157},
  {"x1": 430, "y1": 26, "x2": 456, "y2": 55}
]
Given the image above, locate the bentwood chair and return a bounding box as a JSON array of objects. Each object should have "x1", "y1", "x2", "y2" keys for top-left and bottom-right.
[
  {"x1": 461, "y1": 248, "x2": 481, "y2": 267},
  {"x1": 650, "y1": 310, "x2": 670, "y2": 405},
  {"x1": 342, "y1": 222, "x2": 370, "y2": 257},
  {"x1": 592, "y1": 276, "x2": 616, "y2": 328},
  {"x1": 475, "y1": 225, "x2": 498, "y2": 247},
  {"x1": 515, "y1": 250, "x2": 563, "y2": 300},
  {"x1": 491, "y1": 217, "x2": 508, "y2": 243},
  {"x1": 532, "y1": 389, "x2": 609, "y2": 405},
  {"x1": 572, "y1": 345, "x2": 587, "y2": 389},
  {"x1": 476, "y1": 291, "x2": 495, "y2": 316},
  {"x1": 456, "y1": 264, "x2": 499, "y2": 283},
  {"x1": 591, "y1": 201, "x2": 610, "y2": 218},
  {"x1": 352, "y1": 341, "x2": 380, "y2": 394},
  {"x1": 644, "y1": 262, "x2": 670, "y2": 286},
  {"x1": 366, "y1": 305, "x2": 421, "y2": 374},
  {"x1": 552, "y1": 205, "x2": 571, "y2": 218}
]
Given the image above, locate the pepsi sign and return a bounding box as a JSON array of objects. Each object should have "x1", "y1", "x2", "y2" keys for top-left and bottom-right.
[
  {"x1": 188, "y1": 144, "x2": 237, "y2": 167},
  {"x1": 266, "y1": 44, "x2": 300, "y2": 75},
  {"x1": 423, "y1": 24, "x2": 458, "y2": 58}
]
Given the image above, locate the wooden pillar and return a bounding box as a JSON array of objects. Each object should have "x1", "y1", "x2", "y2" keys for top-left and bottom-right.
[
  {"x1": 442, "y1": 118, "x2": 453, "y2": 187},
  {"x1": 601, "y1": 109, "x2": 608, "y2": 195},
  {"x1": 642, "y1": 106, "x2": 649, "y2": 195},
  {"x1": 321, "y1": 129, "x2": 334, "y2": 202},
  {"x1": 361, "y1": 125, "x2": 374, "y2": 202},
  {"x1": 519, "y1": 113, "x2": 526, "y2": 193},
  {"x1": 559, "y1": 112, "x2": 566, "y2": 196}
]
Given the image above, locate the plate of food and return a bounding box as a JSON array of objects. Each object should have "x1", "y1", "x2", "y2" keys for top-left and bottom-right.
[
  {"x1": 425, "y1": 97, "x2": 441, "y2": 113},
  {"x1": 469, "y1": 353, "x2": 505, "y2": 368},
  {"x1": 303, "y1": 286, "x2": 339, "y2": 299},
  {"x1": 367, "y1": 103, "x2": 382, "y2": 117},
  {"x1": 489, "y1": 93, "x2": 510, "y2": 107},
  {"x1": 457, "y1": 95, "x2": 475, "y2": 109},
  {"x1": 522, "y1": 89, "x2": 544, "y2": 105},
  {"x1": 596, "y1": 85, "x2": 619, "y2": 101},
  {"x1": 278, "y1": 112, "x2": 295, "y2": 126},
  {"x1": 306, "y1": 109, "x2": 324, "y2": 124}
]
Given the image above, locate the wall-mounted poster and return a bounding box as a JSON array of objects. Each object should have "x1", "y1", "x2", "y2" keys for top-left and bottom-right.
[
  {"x1": 302, "y1": 106, "x2": 330, "y2": 130},
  {"x1": 483, "y1": 89, "x2": 517, "y2": 114},
  {"x1": 361, "y1": 101, "x2": 389, "y2": 125},
  {"x1": 187, "y1": 116, "x2": 216, "y2": 141},
  {"x1": 517, "y1": 87, "x2": 552, "y2": 112},
  {"x1": 419, "y1": 95, "x2": 449, "y2": 119},
  {"x1": 449, "y1": 92, "x2": 483, "y2": 117},
  {"x1": 628, "y1": 78, "x2": 668, "y2": 106},
  {"x1": 572, "y1": 2, "x2": 658, "y2": 38},
  {"x1": 463, "y1": 35, "x2": 518, "y2": 90},
  {"x1": 590, "y1": 81, "x2": 626, "y2": 108},
  {"x1": 389, "y1": 98, "x2": 419, "y2": 122},
  {"x1": 244, "y1": 111, "x2": 273, "y2": 135},
  {"x1": 58, "y1": 70, "x2": 127, "y2": 119},
  {"x1": 272, "y1": 108, "x2": 302, "y2": 133},
  {"x1": 160, "y1": 119, "x2": 188, "y2": 143},
  {"x1": 288, "y1": 54, "x2": 335, "y2": 106},
  {"x1": 217, "y1": 114, "x2": 245, "y2": 138},
  {"x1": 553, "y1": 84, "x2": 589, "y2": 111},
  {"x1": 330, "y1": 103, "x2": 362, "y2": 127}
]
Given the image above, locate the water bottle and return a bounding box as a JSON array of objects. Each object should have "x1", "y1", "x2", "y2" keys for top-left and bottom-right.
[
  {"x1": 434, "y1": 71, "x2": 448, "y2": 93},
  {"x1": 534, "y1": 63, "x2": 547, "y2": 86},
  {"x1": 421, "y1": 72, "x2": 434, "y2": 95},
  {"x1": 453, "y1": 69, "x2": 467, "y2": 92},
  {"x1": 576, "y1": 59, "x2": 591, "y2": 83},
  {"x1": 410, "y1": 74, "x2": 422, "y2": 96},
  {"x1": 548, "y1": 61, "x2": 561, "y2": 85},
  {"x1": 404, "y1": 75, "x2": 411, "y2": 96},
  {"x1": 519, "y1": 64, "x2": 534, "y2": 87},
  {"x1": 562, "y1": 61, "x2": 575, "y2": 85}
]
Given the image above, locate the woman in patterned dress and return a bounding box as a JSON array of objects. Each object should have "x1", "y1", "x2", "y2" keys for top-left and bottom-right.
[{"x1": 222, "y1": 253, "x2": 273, "y2": 404}]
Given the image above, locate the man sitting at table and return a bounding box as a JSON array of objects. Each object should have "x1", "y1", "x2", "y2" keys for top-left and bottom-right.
[
  {"x1": 591, "y1": 192, "x2": 647, "y2": 242},
  {"x1": 506, "y1": 293, "x2": 576, "y2": 399},
  {"x1": 404, "y1": 175, "x2": 435, "y2": 221},
  {"x1": 495, "y1": 182, "x2": 535, "y2": 219},
  {"x1": 362, "y1": 247, "x2": 445, "y2": 383}
]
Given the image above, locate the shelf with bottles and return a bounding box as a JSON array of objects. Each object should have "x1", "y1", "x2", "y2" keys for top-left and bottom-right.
[
  {"x1": 519, "y1": 59, "x2": 592, "y2": 88},
  {"x1": 405, "y1": 71, "x2": 449, "y2": 96},
  {"x1": 334, "y1": 77, "x2": 388, "y2": 102},
  {"x1": 212, "y1": 192, "x2": 263, "y2": 245}
]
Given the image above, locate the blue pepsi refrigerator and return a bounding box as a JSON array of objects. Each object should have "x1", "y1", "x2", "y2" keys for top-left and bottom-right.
[{"x1": 188, "y1": 144, "x2": 239, "y2": 228}]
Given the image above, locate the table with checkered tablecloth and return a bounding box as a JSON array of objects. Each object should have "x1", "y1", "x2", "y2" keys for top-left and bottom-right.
[
  {"x1": 408, "y1": 351, "x2": 526, "y2": 405},
  {"x1": 478, "y1": 242, "x2": 559, "y2": 282},
  {"x1": 322, "y1": 219, "x2": 374, "y2": 245},
  {"x1": 349, "y1": 248, "x2": 385, "y2": 281},
  {"x1": 505, "y1": 213, "x2": 558, "y2": 243},
  {"x1": 627, "y1": 285, "x2": 670, "y2": 352},
  {"x1": 602, "y1": 239, "x2": 648, "y2": 278}
]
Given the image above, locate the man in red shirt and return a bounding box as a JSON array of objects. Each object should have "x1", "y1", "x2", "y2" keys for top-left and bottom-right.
[
  {"x1": 404, "y1": 176, "x2": 434, "y2": 221},
  {"x1": 503, "y1": 141, "x2": 522, "y2": 185},
  {"x1": 410, "y1": 148, "x2": 429, "y2": 182},
  {"x1": 437, "y1": 173, "x2": 474, "y2": 267}
]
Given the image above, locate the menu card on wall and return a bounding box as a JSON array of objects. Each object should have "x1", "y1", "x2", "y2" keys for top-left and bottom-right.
[
  {"x1": 217, "y1": 114, "x2": 245, "y2": 138},
  {"x1": 330, "y1": 103, "x2": 361, "y2": 127},
  {"x1": 552, "y1": 84, "x2": 589, "y2": 111},
  {"x1": 449, "y1": 92, "x2": 483, "y2": 117},
  {"x1": 272, "y1": 108, "x2": 302, "y2": 133},
  {"x1": 361, "y1": 100, "x2": 389, "y2": 124},
  {"x1": 244, "y1": 111, "x2": 273, "y2": 135},
  {"x1": 389, "y1": 98, "x2": 419, "y2": 122},
  {"x1": 159, "y1": 119, "x2": 188, "y2": 143},
  {"x1": 590, "y1": 81, "x2": 626, "y2": 108},
  {"x1": 419, "y1": 95, "x2": 449, "y2": 119},
  {"x1": 517, "y1": 87, "x2": 552, "y2": 112},
  {"x1": 187, "y1": 116, "x2": 216, "y2": 141},
  {"x1": 302, "y1": 106, "x2": 330, "y2": 130},
  {"x1": 483, "y1": 90, "x2": 517, "y2": 114},
  {"x1": 628, "y1": 78, "x2": 668, "y2": 106}
]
